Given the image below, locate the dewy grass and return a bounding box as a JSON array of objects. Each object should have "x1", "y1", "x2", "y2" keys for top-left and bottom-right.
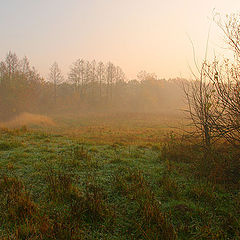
[{"x1": 0, "y1": 119, "x2": 239, "y2": 239}]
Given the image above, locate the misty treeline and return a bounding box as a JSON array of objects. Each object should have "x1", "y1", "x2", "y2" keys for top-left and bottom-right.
[{"x1": 0, "y1": 52, "x2": 185, "y2": 121}]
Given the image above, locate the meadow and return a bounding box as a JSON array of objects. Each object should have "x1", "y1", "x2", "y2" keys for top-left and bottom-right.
[{"x1": 0, "y1": 112, "x2": 239, "y2": 239}]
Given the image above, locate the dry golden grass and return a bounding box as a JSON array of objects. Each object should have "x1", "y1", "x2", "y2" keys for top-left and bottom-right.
[
  {"x1": 0, "y1": 112, "x2": 55, "y2": 128},
  {"x1": 51, "y1": 112, "x2": 188, "y2": 145}
]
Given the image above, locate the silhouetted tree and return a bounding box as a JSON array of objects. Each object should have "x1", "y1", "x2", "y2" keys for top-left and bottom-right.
[
  {"x1": 184, "y1": 13, "x2": 240, "y2": 147},
  {"x1": 97, "y1": 61, "x2": 105, "y2": 99},
  {"x1": 49, "y1": 62, "x2": 63, "y2": 105},
  {"x1": 68, "y1": 59, "x2": 85, "y2": 98}
]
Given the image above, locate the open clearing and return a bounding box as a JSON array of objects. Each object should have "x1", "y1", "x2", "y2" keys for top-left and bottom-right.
[{"x1": 0, "y1": 113, "x2": 239, "y2": 239}]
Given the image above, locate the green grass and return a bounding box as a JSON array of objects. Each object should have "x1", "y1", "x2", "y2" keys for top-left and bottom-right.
[{"x1": 0, "y1": 126, "x2": 239, "y2": 239}]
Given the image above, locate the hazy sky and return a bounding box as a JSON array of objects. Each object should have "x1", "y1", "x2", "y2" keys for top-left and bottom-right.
[{"x1": 0, "y1": 0, "x2": 240, "y2": 80}]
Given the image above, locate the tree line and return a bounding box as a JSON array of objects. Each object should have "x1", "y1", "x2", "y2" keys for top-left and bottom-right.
[{"x1": 0, "y1": 52, "x2": 184, "y2": 121}]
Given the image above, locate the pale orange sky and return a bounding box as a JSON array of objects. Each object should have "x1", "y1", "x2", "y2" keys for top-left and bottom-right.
[{"x1": 0, "y1": 0, "x2": 240, "y2": 80}]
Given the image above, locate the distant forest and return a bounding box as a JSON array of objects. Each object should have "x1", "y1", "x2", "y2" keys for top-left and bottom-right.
[{"x1": 0, "y1": 52, "x2": 186, "y2": 121}]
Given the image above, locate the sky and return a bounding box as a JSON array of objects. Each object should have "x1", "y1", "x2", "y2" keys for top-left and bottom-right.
[{"x1": 0, "y1": 0, "x2": 240, "y2": 80}]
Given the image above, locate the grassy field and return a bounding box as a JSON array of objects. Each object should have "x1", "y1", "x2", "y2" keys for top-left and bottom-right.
[
  {"x1": 50, "y1": 112, "x2": 187, "y2": 145},
  {"x1": 0, "y1": 113, "x2": 239, "y2": 239}
]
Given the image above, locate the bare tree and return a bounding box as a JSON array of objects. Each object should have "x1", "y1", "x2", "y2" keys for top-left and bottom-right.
[
  {"x1": 90, "y1": 60, "x2": 96, "y2": 99},
  {"x1": 97, "y1": 61, "x2": 105, "y2": 99},
  {"x1": 49, "y1": 62, "x2": 63, "y2": 104},
  {"x1": 106, "y1": 62, "x2": 115, "y2": 102},
  {"x1": 185, "y1": 13, "x2": 240, "y2": 147},
  {"x1": 202, "y1": 56, "x2": 240, "y2": 146},
  {"x1": 68, "y1": 59, "x2": 85, "y2": 97},
  {"x1": 0, "y1": 51, "x2": 20, "y2": 86},
  {"x1": 183, "y1": 65, "x2": 217, "y2": 148},
  {"x1": 137, "y1": 70, "x2": 157, "y2": 82},
  {"x1": 83, "y1": 60, "x2": 92, "y2": 99}
]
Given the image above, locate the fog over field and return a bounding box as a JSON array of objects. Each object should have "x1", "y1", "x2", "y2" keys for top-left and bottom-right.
[
  {"x1": 0, "y1": 51, "x2": 186, "y2": 124},
  {"x1": 0, "y1": 1, "x2": 240, "y2": 240}
]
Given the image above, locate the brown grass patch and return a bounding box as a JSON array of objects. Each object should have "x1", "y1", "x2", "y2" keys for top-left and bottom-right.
[{"x1": 0, "y1": 112, "x2": 55, "y2": 128}]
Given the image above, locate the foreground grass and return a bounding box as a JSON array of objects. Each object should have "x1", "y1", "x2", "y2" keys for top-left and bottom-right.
[{"x1": 0, "y1": 127, "x2": 239, "y2": 239}]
